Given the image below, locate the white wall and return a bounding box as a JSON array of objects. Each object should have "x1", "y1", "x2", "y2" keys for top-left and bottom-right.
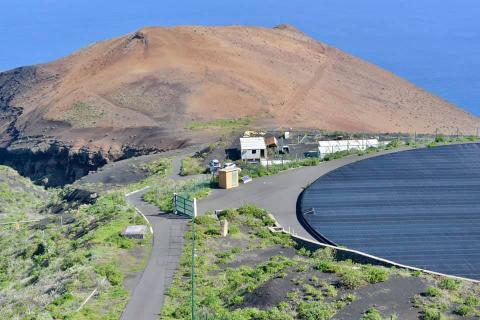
[
  {"x1": 318, "y1": 139, "x2": 381, "y2": 158},
  {"x1": 241, "y1": 149, "x2": 266, "y2": 160}
]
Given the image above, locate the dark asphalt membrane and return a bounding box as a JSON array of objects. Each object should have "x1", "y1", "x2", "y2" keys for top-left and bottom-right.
[{"x1": 300, "y1": 143, "x2": 480, "y2": 280}]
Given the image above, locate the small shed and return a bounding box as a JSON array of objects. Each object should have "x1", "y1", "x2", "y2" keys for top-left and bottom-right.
[
  {"x1": 218, "y1": 167, "x2": 241, "y2": 189},
  {"x1": 240, "y1": 137, "x2": 267, "y2": 161},
  {"x1": 265, "y1": 136, "x2": 278, "y2": 148},
  {"x1": 122, "y1": 225, "x2": 148, "y2": 239}
]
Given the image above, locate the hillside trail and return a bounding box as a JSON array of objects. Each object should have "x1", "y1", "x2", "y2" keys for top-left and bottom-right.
[{"x1": 279, "y1": 52, "x2": 330, "y2": 120}]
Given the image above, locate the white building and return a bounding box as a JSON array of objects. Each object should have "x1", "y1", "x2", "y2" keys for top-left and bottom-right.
[
  {"x1": 240, "y1": 137, "x2": 267, "y2": 161},
  {"x1": 318, "y1": 139, "x2": 380, "y2": 158}
]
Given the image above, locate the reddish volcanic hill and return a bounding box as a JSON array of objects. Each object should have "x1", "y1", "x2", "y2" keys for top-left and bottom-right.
[{"x1": 0, "y1": 25, "x2": 479, "y2": 166}]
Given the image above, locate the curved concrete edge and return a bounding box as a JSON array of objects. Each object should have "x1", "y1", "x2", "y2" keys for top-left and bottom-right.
[
  {"x1": 296, "y1": 189, "x2": 338, "y2": 246},
  {"x1": 127, "y1": 186, "x2": 154, "y2": 234},
  {"x1": 294, "y1": 145, "x2": 480, "y2": 284},
  {"x1": 286, "y1": 226, "x2": 480, "y2": 284}
]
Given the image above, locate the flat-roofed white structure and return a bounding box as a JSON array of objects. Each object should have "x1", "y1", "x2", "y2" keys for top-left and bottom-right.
[
  {"x1": 240, "y1": 137, "x2": 267, "y2": 161},
  {"x1": 318, "y1": 139, "x2": 380, "y2": 158}
]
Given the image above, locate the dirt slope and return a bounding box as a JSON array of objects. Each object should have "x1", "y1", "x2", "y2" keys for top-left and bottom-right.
[{"x1": 1, "y1": 24, "x2": 479, "y2": 156}]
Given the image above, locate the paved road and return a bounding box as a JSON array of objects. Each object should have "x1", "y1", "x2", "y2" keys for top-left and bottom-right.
[
  {"x1": 121, "y1": 189, "x2": 189, "y2": 320},
  {"x1": 121, "y1": 153, "x2": 195, "y2": 320}
]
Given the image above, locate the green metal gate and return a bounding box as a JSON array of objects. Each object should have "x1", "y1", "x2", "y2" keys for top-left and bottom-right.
[{"x1": 173, "y1": 193, "x2": 197, "y2": 218}]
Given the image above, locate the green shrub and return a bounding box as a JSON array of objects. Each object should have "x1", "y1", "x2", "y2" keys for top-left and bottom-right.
[
  {"x1": 256, "y1": 229, "x2": 272, "y2": 238},
  {"x1": 298, "y1": 247, "x2": 311, "y2": 257},
  {"x1": 229, "y1": 224, "x2": 240, "y2": 235},
  {"x1": 312, "y1": 247, "x2": 335, "y2": 261},
  {"x1": 464, "y1": 295, "x2": 480, "y2": 307},
  {"x1": 217, "y1": 208, "x2": 238, "y2": 220},
  {"x1": 324, "y1": 283, "x2": 337, "y2": 297},
  {"x1": 297, "y1": 301, "x2": 336, "y2": 320},
  {"x1": 238, "y1": 204, "x2": 268, "y2": 219},
  {"x1": 95, "y1": 263, "x2": 124, "y2": 286},
  {"x1": 454, "y1": 304, "x2": 475, "y2": 317},
  {"x1": 186, "y1": 117, "x2": 252, "y2": 130},
  {"x1": 438, "y1": 278, "x2": 460, "y2": 291},
  {"x1": 296, "y1": 264, "x2": 309, "y2": 273},
  {"x1": 386, "y1": 139, "x2": 402, "y2": 149},
  {"x1": 195, "y1": 215, "x2": 218, "y2": 226},
  {"x1": 364, "y1": 265, "x2": 390, "y2": 283},
  {"x1": 180, "y1": 157, "x2": 205, "y2": 176},
  {"x1": 340, "y1": 269, "x2": 365, "y2": 289},
  {"x1": 421, "y1": 308, "x2": 443, "y2": 320},
  {"x1": 425, "y1": 287, "x2": 442, "y2": 297},
  {"x1": 361, "y1": 307, "x2": 382, "y2": 320},
  {"x1": 141, "y1": 158, "x2": 172, "y2": 176},
  {"x1": 316, "y1": 261, "x2": 340, "y2": 273}
]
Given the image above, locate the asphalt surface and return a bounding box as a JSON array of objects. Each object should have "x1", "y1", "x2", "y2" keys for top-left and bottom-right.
[
  {"x1": 121, "y1": 154, "x2": 194, "y2": 320},
  {"x1": 121, "y1": 188, "x2": 189, "y2": 320},
  {"x1": 301, "y1": 143, "x2": 480, "y2": 280}
]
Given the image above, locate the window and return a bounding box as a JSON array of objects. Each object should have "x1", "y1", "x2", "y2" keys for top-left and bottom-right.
[{"x1": 252, "y1": 149, "x2": 257, "y2": 154}]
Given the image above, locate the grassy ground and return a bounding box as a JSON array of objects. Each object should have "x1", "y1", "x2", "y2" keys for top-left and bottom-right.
[
  {"x1": 186, "y1": 118, "x2": 252, "y2": 130},
  {"x1": 0, "y1": 165, "x2": 48, "y2": 222},
  {"x1": 180, "y1": 157, "x2": 206, "y2": 176},
  {"x1": 64, "y1": 101, "x2": 105, "y2": 128},
  {"x1": 143, "y1": 177, "x2": 213, "y2": 212},
  {"x1": 123, "y1": 157, "x2": 173, "y2": 193},
  {"x1": 0, "y1": 168, "x2": 152, "y2": 319},
  {"x1": 160, "y1": 205, "x2": 480, "y2": 320}
]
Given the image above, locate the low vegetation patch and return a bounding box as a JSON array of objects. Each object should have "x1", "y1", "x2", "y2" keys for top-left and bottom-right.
[
  {"x1": 141, "y1": 158, "x2": 172, "y2": 176},
  {"x1": 143, "y1": 177, "x2": 213, "y2": 212},
  {"x1": 0, "y1": 170, "x2": 152, "y2": 319},
  {"x1": 124, "y1": 157, "x2": 173, "y2": 193},
  {"x1": 64, "y1": 101, "x2": 105, "y2": 128},
  {"x1": 186, "y1": 117, "x2": 252, "y2": 130},
  {"x1": 180, "y1": 157, "x2": 206, "y2": 176},
  {"x1": 413, "y1": 275, "x2": 480, "y2": 320},
  {"x1": 160, "y1": 205, "x2": 406, "y2": 320},
  {"x1": 240, "y1": 157, "x2": 321, "y2": 179}
]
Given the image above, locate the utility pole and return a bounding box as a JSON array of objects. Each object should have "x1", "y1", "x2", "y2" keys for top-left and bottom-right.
[{"x1": 191, "y1": 198, "x2": 197, "y2": 320}]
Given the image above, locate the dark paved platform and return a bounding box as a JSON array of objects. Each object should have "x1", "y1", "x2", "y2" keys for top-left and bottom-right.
[{"x1": 300, "y1": 143, "x2": 480, "y2": 280}]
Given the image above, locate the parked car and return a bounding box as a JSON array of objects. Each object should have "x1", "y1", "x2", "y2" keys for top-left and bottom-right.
[
  {"x1": 208, "y1": 159, "x2": 221, "y2": 173},
  {"x1": 222, "y1": 162, "x2": 237, "y2": 170}
]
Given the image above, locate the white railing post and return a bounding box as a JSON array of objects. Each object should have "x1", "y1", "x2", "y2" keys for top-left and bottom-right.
[{"x1": 193, "y1": 198, "x2": 198, "y2": 218}]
